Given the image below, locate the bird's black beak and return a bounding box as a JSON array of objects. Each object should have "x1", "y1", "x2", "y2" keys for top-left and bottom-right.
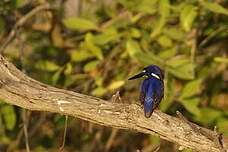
[{"x1": 128, "y1": 72, "x2": 145, "y2": 80}]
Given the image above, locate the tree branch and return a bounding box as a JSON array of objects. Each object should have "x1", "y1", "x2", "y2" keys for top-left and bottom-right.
[{"x1": 0, "y1": 54, "x2": 227, "y2": 152}]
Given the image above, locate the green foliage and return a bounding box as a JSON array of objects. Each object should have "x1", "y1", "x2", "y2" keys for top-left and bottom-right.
[
  {"x1": 108, "y1": 80, "x2": 125, "y2": 90},
  {"x1": 200, "y1": 0, "x2": 228, "y2": 15},
  {"x1": 70, "y1": 49, "x2": 94, "y2": 62},
  {"x1": 35, "y1": 60, "x2": 60, "y2": 72},
  {"x1": 180, "y1": 4, "x2": 197, "y2": 32},
  {"x1": 180, "y1": 79, "x2": 202, "y2": 99},
  {"x1": 166, "y1": 56, "x2": 195, "y2": 80},
  {"x1": 0, "y1": 104, "x2": 16, "y2": 130},
  {"x1": 85, "y1": 33, "x2": 104, "y2": 60},
  {"x1": 194, "y1": 107, "x2": 223, "y2": 124},
  {"x1": 62, "y1": 17, "x2": 98, "y2": 30},
  {"x1": 0, "y1": 0, "x2": 228, "y2": 151}
]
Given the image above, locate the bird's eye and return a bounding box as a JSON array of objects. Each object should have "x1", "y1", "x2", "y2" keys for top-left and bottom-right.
[
  {"x1": 151, "y1": 73, "x2": 160, "y2": 79},
  {"x1": 142, "y1": 70, "x2": 146, "y2": 72}
]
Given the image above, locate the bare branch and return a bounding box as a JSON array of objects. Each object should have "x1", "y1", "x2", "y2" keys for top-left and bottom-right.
[
  {"x1": 0, "y1": 3, "x2": 50, "y2": 53},
  {"x1": 0, "y1": 54, "x2": 227, "y2": 152}
]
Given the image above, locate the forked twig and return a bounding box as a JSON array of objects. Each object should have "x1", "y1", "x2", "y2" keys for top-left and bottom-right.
[{"x1": 0, "y1": 3, "x2": 50, "y2": 53}]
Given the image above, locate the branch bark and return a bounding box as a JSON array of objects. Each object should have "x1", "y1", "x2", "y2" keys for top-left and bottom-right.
[{"x1": 0, "y1": 54, "x2": 227, "y2": 152}]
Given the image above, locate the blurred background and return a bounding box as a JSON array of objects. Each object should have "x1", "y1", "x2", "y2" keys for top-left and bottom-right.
[{"x1": 0, "y1": 0, "x2": 227, "y2": 151}]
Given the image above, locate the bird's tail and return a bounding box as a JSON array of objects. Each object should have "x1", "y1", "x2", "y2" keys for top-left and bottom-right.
[{"x1": 143, "y1": 101, "x2": 154, "y2": 118}]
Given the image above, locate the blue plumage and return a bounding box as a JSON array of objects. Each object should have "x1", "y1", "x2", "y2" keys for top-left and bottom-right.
[{"x1": 128, "y1": 65, "x2": 164, "y2": 118}]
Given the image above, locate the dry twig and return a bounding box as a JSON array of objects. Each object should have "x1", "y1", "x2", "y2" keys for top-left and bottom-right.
[
  {"x1": 58, "y1": 115, "x2": 68, "y2": 152},
  {"x1": 22, "y1": 110, "x2": 30, "y2": 152},
  {"x1": 0, "y1": 3, "x2": 50, "y2": 53}
]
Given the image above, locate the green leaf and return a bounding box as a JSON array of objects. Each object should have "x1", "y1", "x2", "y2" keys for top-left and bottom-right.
[
  {"x1": 83, "y1": 60, "x2": 100, "y2": 72},
  {"x1": 158, "y1": 47, "x2": 177, "y2": 59},
  {"x1": 62, "y1": 18, "x2": 98, "y2": 30},
  {"x1": 107, "y1": 80, "x2": 125, "y2": 90},
  {"x1": 167, "y1": 56, "x2": 190, "y2": 66},
  {"x1": 129, "y1": 28, "x2": 141, "y2": 38},
  {"x1": 16, "y1": 0, "x2": 25, "y2": 7},
  {"x1": 167, "y1": 56, "x2": 195, "y2": 80},
  {"x1": 64, "y1": 75, "x2": 77, "y2": 88},
  {"x1": 104, "y1": 12, "x2": 131, "y2": 29},
  {"x1": 157, "y1": 35, "x2": 173, "y2": 47},
  {"x1": 70, "y1": 49, "x2": 94, "y2": 62},
  {"x1": 180, "y1": 4, "x2": 197, "y2": 32},
  {"x1": 216, "y1": 117, "x2": 228, "y2": 135},
  {"x1": 131, "y1": 13, "x2": 145, "y2": 23},
  {"x1": 126, "y1": 39, "x2": 142, "y2": 60},
  {"x1": 126, "y1": 40, "x2": 160, "y2": 65},
  {"x1": 200, "y1": 1, "x2": 228, "y2": 15},
  {"x1": 0, "y1": 105, "x2": 16, "y2": 130},
  {"x1": 117, "y1": 0, "x2": 157, "y2": 14},
  {"x1": 35, "y1": 60, "x2": 60, "y2": 72},
  {"x1": 214, "y1": 57, "x2": 228, "y2": 63},
  {"x1": 167, "y1": 63, "x2": 194, "y2": 80},
  {"x1": 52, "y1": 68, "x2": 63, "y2": 85},
  {"x1": 95, "y1": 77, "x2": 104, "y2": 87},
  {"x1": 85, "y1": 33, "x2": 104, "y2": 60},
  {"x1": 91, "y1": 87, "x2": 107, "y2": 97},
  {"x1": 136, "y1": 52, "x2": 161, "y2": 65},
  {"x1": 181, "y1": 149, "x2": 194, "y2": 152},
  {"x1": 136, "y1": 0, "x2": 158, "y2": 14},
  {"x1": 158, "y1": 0, "x2": 170, "y2": 19},
  {"x1": 163, "y1": 28, "x2": 186, "y2": 41},
  {"x1": 93, "y1": 27, "x2": 120, "y2": 45},
  {"x1": 180, "y1": 79, "x2": 202, "y2": 99},
  {"x1": 181, "y1": 98, "x2": 201, "y2": 116},
  {"x1": 149, "y1": 135, "x2": 160, "y2": 144},
  {"x1": 194, "y1": 107, "x2": 222, "y2": 124},
  {"x1": 150, "y1": 0, "x2": 170, "y2": 38},
  {"x1": 64, "y1": 63, "x2": 72, "y2": 75},
  {"x1": 0, "y1": 135, "x2": 10, "y2": 144},
  {"x1": 0, "y1": 18, "x2": 5, "y2": 34}
]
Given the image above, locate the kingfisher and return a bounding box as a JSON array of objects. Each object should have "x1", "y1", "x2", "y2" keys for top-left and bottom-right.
[{"x1": 128, "y1": 65, "x2": 164, "y2": 118}]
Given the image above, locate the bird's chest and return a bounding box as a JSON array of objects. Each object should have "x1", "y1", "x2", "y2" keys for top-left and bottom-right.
[{"x1": 142, "y1": 79, "x2": 161, "y2": 91}]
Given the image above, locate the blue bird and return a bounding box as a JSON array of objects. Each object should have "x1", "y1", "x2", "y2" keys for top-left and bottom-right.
[{"x1": 128, "y1": 65, "x2": 164, "y2": 118}]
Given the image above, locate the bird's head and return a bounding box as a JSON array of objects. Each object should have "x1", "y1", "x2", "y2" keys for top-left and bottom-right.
[{"x1": 128, "y1": 65, "x2": 164, "y2": 81}]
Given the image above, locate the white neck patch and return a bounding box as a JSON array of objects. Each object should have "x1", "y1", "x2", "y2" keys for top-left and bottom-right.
[{"x1": 151, "y1": 73, "x2": 160, "y2": 79}]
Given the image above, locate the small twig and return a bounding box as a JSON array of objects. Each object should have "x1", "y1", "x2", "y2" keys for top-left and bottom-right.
[
  {"x1": 111, "y1": 91, "x2": 122, "y2": 103},
  {"x1": 59, "y1": 115, "x2": 68, "y2": 152},
  {"x1": 22, "y1": 110, "x2": 31, "y2": 152},
  {"x1": 29, "y1": 113, "x2": 46, "y2": 137},
  {"x1": 0, "y1": 3, "x2": 50, "y2": 53},
  {"x1": 199, "y1": 26, "x2": 227, "y2": 48},
  {"x1": 7, "y1": 128, "x2": 24, "y2": 152},
  {"x1": 105, "y1": 128, "x2": 119, "y2": 152},
  {"x1": 89, "y1": 130, "x2": 103, "y2": 152},
  {"x1": 18, "y1": 31, "x2": 31, "y2": 152},
  {"x1": 142, "y1": 144, "x2": 160, "y2": 152},
  {"x1": 100, "y1": 11, "x2": 132, "y2": 29},
  {"x1": 152, "y1": 145, "x2": 160, "y2": 152}
]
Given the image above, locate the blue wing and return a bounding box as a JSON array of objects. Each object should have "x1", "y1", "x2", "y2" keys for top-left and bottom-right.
[{"x1": 140, "y1": 79, "x2": 164, "y2": 118}]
